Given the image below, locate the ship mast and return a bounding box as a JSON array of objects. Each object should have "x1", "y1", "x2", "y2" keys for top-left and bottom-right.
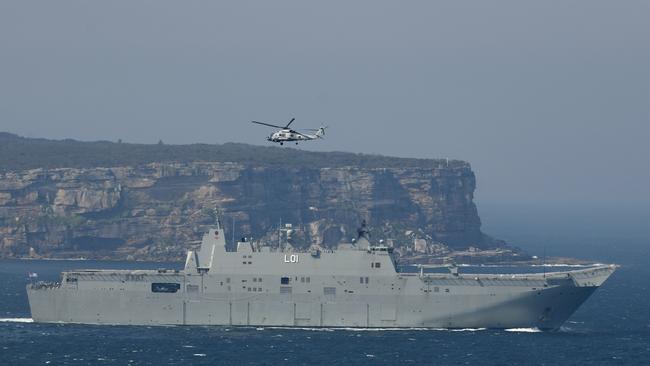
[{"x1": 213, "y1": 208, "x2": 222, "y2": 230}]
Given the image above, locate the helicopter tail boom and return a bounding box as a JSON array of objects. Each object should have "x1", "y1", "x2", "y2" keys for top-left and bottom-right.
[{"x1": 315, "y1": 126, "x2": 326, "y2": 138}]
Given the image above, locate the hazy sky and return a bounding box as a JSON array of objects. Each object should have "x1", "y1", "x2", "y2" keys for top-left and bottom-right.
[{"x1": 1, "y1": 1, "x2": 648, "y2": 206}]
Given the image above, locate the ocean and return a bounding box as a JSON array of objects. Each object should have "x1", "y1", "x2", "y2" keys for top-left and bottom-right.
[{"x1": 1, "y1": 205, "x2": 649, "y2": 365}]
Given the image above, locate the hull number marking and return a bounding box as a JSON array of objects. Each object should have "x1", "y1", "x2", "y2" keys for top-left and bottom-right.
[{"x1": 284, "y1": 254, "x2": 299, "y2": 263}]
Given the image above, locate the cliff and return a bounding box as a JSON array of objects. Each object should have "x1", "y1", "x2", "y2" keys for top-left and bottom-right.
[{"x1": 0, "y1": 133, "x2": 505, "y2": 261}]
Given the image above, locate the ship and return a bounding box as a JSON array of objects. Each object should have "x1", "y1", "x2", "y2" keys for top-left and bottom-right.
[{"x1": 27, "y1": 218, "x2": 617, "y2": 330}]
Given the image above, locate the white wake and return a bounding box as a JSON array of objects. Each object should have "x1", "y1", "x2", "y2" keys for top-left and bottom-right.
[
  {"x1": 0, "y1": 318, "x2": 34, "y2": 323},
  {"x1": 504, "y1": 327, "x2": 541, "y2": 333}
]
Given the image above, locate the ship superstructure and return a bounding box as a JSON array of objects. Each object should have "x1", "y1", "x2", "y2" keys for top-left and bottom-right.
[{"x1": 27, "y1": 219, "x2": 616, "y2": 329}]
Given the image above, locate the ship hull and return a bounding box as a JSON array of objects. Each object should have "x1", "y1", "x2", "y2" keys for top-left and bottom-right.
[{"x1": 27, "y1": 266, "x2": 614, "y2": 330}]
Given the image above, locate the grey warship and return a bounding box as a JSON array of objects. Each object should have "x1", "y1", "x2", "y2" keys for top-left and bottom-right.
[{"x1": 27, "y1": 218, "x2": 616, "y2": 330}]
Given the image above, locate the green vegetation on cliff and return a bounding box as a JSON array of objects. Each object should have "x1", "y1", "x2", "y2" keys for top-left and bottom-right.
[{"x1": 0, "y1": 132, "x2": 464, "y2": 171}]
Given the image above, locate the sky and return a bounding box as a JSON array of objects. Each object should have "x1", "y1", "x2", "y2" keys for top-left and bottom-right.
[{"x1": 1, "y1": 1, "x2": 648, "y2": 207}]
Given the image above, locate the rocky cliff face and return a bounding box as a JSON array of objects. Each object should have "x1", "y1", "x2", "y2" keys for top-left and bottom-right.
[{"x1": 0, "y1": 161, "x2": 499, "y2": 260}]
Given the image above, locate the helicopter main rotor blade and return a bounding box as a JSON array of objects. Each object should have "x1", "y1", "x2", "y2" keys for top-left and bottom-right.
[
  {"x1": 251, "y1": 121, "x2": 286, "y2": 129},
  {"x1": 284, "y1": 118, "x2": 296, "y2": 129}
]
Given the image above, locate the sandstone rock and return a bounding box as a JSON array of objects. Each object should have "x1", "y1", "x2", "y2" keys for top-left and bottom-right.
[
  {"x1": 0, "y1": 161, "x2": 498, "y2": 260},
  {"x1": 0, "y1": 192, "x2": 12, "y2": 206}
]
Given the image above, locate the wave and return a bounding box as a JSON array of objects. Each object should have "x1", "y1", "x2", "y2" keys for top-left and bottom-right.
[
  {"x1": 449, "y1": 328, "x2": 487, "y2": 332},
  {"x1": 557, "y1": 325, "x2": 590, "y2": 334},
  {"x1": 504, "y1": 327, "x2": 541, "y2": 333},
  {"x1": 0, "y1": 318, "x2": 34, "y2": 323}
]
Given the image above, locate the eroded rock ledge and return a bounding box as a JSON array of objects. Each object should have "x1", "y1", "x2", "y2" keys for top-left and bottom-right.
[{"x1": 0, "y1": 161, "x2": 508, "y2": 261}]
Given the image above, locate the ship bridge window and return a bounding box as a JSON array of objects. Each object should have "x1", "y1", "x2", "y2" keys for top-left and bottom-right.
[
  {"x1": 281, "y1": 277, "x2": 290, "y2": 285},
  {"x1": 151, "y1": 283, "x2": 180, "y2": 293}
]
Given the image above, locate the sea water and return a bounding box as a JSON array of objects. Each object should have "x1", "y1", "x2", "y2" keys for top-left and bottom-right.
[{"x1": 1, "y1": 206, "x2": 649, "y2": 365}]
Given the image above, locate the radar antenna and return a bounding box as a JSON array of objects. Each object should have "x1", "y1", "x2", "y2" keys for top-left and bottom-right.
[{"x1": 357, "y1": 220, "x2": 371, "y2": 240}]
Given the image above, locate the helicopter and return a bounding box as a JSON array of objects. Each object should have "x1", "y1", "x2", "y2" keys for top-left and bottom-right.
[{"x1": 251, "y1": 118, "x2": 327, "y2": 145}]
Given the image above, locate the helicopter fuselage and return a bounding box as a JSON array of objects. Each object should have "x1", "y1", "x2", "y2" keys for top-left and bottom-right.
[{"x1": 268, "y1": 129, "x2": 315, "y2": 144}]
